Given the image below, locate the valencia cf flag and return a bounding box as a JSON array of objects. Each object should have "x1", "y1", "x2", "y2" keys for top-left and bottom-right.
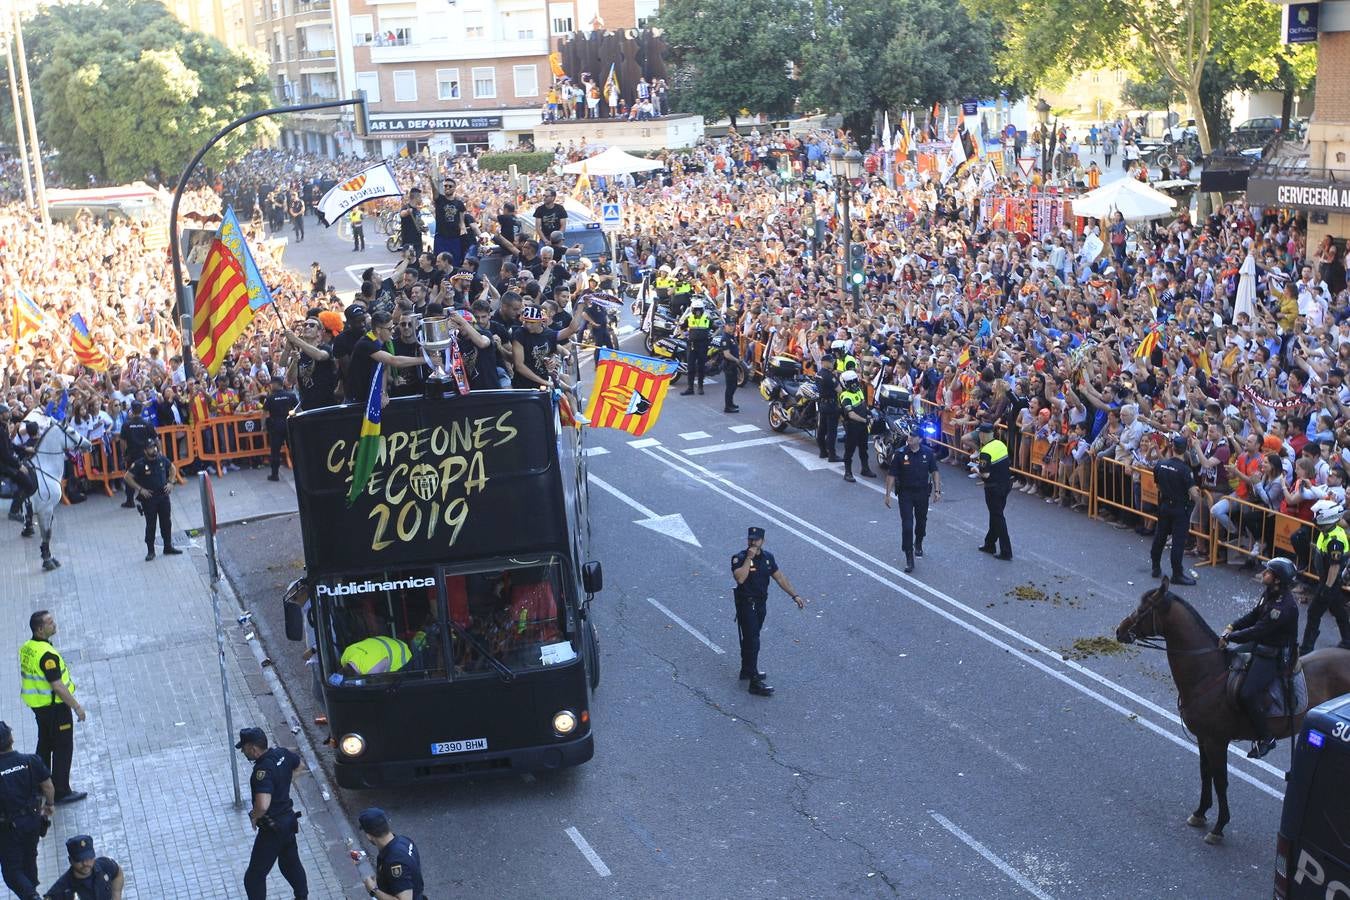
[{"x1": 583, "y1": 348, "x2": 678, "y2": 436}]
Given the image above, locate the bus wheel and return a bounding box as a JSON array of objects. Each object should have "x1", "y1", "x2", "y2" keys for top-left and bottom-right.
[{"x1": 585, "y1": 620, "x2": 601, "y2": 690}]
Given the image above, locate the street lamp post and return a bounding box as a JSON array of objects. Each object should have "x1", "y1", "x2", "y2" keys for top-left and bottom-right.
[
  {"x1": 828, "y1": 147, "x2": 865, "y2": 310},
  {"x1": 170, "y1": 96, "x2": 367, "y2": 379},
  {"x1": 1035, "y1": 98, "x2": 1051, "y2": 174}
]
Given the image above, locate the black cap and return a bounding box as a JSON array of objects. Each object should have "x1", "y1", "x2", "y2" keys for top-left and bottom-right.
[
  {"x1": 344, "y1": 303, "x2": 368, "y2": 323},
  {"x1": 747, "y1": 526, "x2": 765, "y2": 540},
  {"x1": 66, "y1": 835, "x2": 95, "y2": 862},
  {"x1": 1171, "y1": 434, "x2": 1189, "y2": 450},
  {"x1": 358, "y1": 807, "x2": 389, "y2": 834},
  {"x1": 235, "y1": 726, "x2": 266, "y2": 749}
]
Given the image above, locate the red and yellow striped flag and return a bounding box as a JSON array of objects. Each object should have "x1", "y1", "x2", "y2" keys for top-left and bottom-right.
[
  {"x1": 583, "y1": 349, "x2": 678, "y2": 436},
  {"x1": 1135, "y1": 329, "x2": 1160, "y2": 359},
  {"x1": 69, "y1": 313, "x2": 109, "y2": 372},
  {"x1": 192, "y1": 239, "x2": 255, "y2": 376}
]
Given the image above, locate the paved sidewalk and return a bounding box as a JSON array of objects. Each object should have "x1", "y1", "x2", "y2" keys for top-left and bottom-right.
[{"x1": 0, "y1": 467, "x2": 355, "y2": 899}]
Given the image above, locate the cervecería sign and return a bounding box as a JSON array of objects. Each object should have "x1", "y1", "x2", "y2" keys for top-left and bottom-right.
[
  {"x1": 289, "y1": 393, "x2": 559, "y2": 571},
  {"x1": 367, "y1": 114, "x2": 504, "y2": 134},
  {"x1": 1248, "y1": 176, "x2": 1350, "y2": 214}
]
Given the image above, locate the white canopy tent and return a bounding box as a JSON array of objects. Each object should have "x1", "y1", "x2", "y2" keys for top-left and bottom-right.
[
  {"x1": 1234, "y1": 252, "x2": 1258, "y2": 323},
  {"x1": 1072, "y1": 177, "x2": 1178, "y2": 221},
  {"x1": 560, "y1": 146, "x2": 664, "y2": 177}
]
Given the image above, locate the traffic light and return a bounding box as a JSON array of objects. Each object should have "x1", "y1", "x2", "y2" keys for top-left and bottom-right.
[
  {"x1": 849, "y1": 243, "x2": 866, "y2": 287},
  {"x1": 352, "y1": 90, "x2": 370, "y2": 138}
]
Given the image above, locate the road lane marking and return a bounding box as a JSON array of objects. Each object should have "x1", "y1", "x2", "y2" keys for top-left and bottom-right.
[
  {"x1": 929, "y1": 812, "x2": 1054, "y2": 900},
  {"x1": 583, "y1": 446, "x2": 610, "y2": 457},
  {"x1": 627, "y1": 438, "x2": 661, "y2": 449},
  {"x1": 682, "y1": 435, "x2": 791, "y2": 456},
  {"x1": 643, "y1": 446, "x2": 1284, "y2": 799},
  {"x1": 564, "y1": 826, "x2": 612, "y2": 877},
  {"x1": 679, "y1": 431, "x2": 711, "y2": 441},
  {"x1": 729, "y1": 424, "x2": 760, "y2": 433},
  {"x1": 648, "y1": 598, "x2": 725, "y2": 654},
  {"x1": 587, "y1": 475, "x2": 701, "y2": 547}
]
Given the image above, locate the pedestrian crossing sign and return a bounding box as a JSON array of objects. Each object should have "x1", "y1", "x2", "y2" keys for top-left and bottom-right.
[{"x1": 601, "y1": 202, "x2": 621, "y2": 230}]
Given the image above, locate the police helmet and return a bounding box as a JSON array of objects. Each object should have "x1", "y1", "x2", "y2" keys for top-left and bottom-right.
[
  {"x1": 344, "y1": 303, "x2": 368, "y2": 324},
  {"x1": 1263, "y1": 557, "x2": 1298, "y2": 586},
  {"x1": 690, "y1": 297, "x2": 705, "y2": 309},
  {"x1": 840, "y1": 370, "x2": 860, "y2": 386},
  {"x1": 830, "y1": 339, "x2": 849, "y2": 353},
  {"x1": 1313, "y1": 498, "x2": 1344, "y2": 527}
]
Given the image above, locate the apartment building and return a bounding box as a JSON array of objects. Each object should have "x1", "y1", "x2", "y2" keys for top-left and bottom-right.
[
  {"x1": 164, "y1": 0, "x2": 255, "y2": 51},
  {"x1": 346, "y1": 0, "x2": 658, "y2": 157},
  {"x1": 252, "y1": 0, "x2": 357, "y2": 155}
]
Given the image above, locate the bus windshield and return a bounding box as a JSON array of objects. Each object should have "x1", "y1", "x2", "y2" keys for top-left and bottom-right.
[{"x1": 319, "y1": 556, "x2": 576, "y2": 685}]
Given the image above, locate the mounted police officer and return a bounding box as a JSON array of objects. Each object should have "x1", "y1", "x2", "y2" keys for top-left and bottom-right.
[
  {"x1": 1150, "y1": 434, "x2": 1198, "y2": 586},
  {"x1": 123, "y1": 440, "x2": 180, "y2": 561},
  {"x1": 358, "y1": 808, "x2": 426, "y2": 900},
  {"x1": 885, "y1": 425, "x2": 941, "y2": 573},
  {"x1": 42, "y1": 835, "x2": 124, "y2": 900},
  {"x1": 0, "y1": 720, "x2": 54, "y2": 900},
  {"x1": 117, "y1": 401, "x2": 155, "y2": 509},
  {"x1": 975, "y1": 423, "x2": 1013, "y2": 560},
  {"x1": 838, "y1": 370, "x2": 875, "y2": 483},
  {"x1": 1219, "y1": 557, "x2": 1300, "y2": 759},
  {"x1": 731, "y1": 527, "x2": 807, "y2": 697},
  {"x1": 237, "y1": 727, "x2": 308, "y2": 900},
  {"x1": 677, "y1": 297, "x2": 713, "y2": 396},
  {"x1": 0, "y1": 404, "x2": 37, "y2": 536},
  {"x1": 1302, "y1": 498, "x2": 1350, "y2": 654},
  {"x1": 815, "y1": 349, "x2": 840, "y2": 461}
]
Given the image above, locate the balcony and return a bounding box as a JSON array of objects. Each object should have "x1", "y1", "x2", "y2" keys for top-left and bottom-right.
[
  {"x1": 369, "y1": 36, "x2": 548, "y2": 63},
  {"x1": 293, "y1": 0, "x2": 332, "y2": 18},
  {"x1": 297, "y1": 48, "x2": 337, "y2": 71}
]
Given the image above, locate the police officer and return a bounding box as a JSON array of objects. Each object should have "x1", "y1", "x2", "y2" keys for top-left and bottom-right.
[
  {"x1": 117, "y1": 401, "x2": 155, "y2": 508},
  {"x1": 719, "y1": 319, "x2": 743, "y2": 413},
  {"x1": 42, "y1": 835, "x2": 124, "y2": 900},
  {"x1": 885, "y1": 425, "x2": 941, "y2": 573},
  {"x1": 731, "y1": 527, "x2": 807, "y2": 697},
  {"x1": 1302, "y1": 499, "x2": 1350, "y2": 654},
  {"x1": 0, "y1": 404, "x2": 37, "y2": 535},
  {"x1": 237, "y1": 727, "x2": 308, "y2": 900},
  {"x1": 815, "y1": 350, "x2": 840, "y2": 461},
  {"x1": 263, "y1": 376, "x2": 297, "y2": 482},
  {"x1": 19, "y1": 611, "x2": 86, "y2": 806},
  {"x1": 0, "y1": 720, "x2": 54, "y2": 900},
  {"x1": 1219, "y1": 557, "x2": 1300, "y2": 759},
  {"x1": 832, "y1": 339, "x2": 857, "y2": 374},
  {"x1": 975, "y1": 423, "x2": 1013, "y2": 560},
  {"x1": 838, "y1": 370, "x2": 875, "y2": 483},
  {"x1": 349, "y1": 206, "x2": 365, "y2": 252},
  {"x1": 358, "y1": 808, "x2": 425, "y2": 900},
  {"x1": 123, "y1": 440, "x2": 180, "y2": 561},
  {"x1": 678, "y1": 297, "x2": 713, "y2": 396},
  {"x1": 1150, "y1": 435, "x2": 1199, "y2": 586}
]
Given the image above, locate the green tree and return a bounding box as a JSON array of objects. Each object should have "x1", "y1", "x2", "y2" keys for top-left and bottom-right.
[
  {"x1": 1120, "y1": 76, "x2": 1181, "y2": 112},
  {"x1": 657, "y1": 0, "x2": 804, "y2": 126},
  {"x1": 22, "y1": 0, "x2": 273, "y2": 184},
  {"x1": 799, "y1": 0, "x2": 1023, "y2": 140}
]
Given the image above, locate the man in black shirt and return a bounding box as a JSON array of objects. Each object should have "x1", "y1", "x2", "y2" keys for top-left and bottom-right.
[
  {"x1": 533, "y1": 188, "x2": 568, "y2": 238},
  {"x1": 490, "y1": 293, "x2": 523, "y2": 386},
  {"x1": 731, "y1": 526, "x2": 807, "y2": 697},
  {"x1": 124, "y1": 440, "x2": 181, "y2": 560},
  {"x1": 580, "y1": 293, "x2": 616, "y2": 364},
  {"x1": 118, "y1": 401, "x2": 156, "y2": 509},
  {"x1": 332, "y1": 303, "x2": 369, "y2": 385},
  {"x1": 238, "y1": 727, "x2": 308, "y2": 900},
  {"x1": 1151, "y1": 434, "x2": 1199, "y2": 585},
  {"x1": 390, "y1": 316, "x2": 427, "y2": 398},
  {"x1": 431, "y1": 175, "x2": 468, "y2": 265},
  {"x1": 345, "y1": 312, "x2": 426, "y2": 405},
  {"x1": 263, "y1": 376, "x2": 297, "y2": 481},
  {"x1": 511, "y1": 303, "x2": 583, "y2": 389},
  {"x1": 399, "y1": 187, "x2": 425, "y2": 256}
]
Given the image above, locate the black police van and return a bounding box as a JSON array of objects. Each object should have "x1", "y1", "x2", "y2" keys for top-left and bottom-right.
[
  {"x1": 284, "y1": 389, "x2": 601, "y2": 788},
  {"x1": 1275, "y1": 693, "x2": 1350, "y2": 898}
]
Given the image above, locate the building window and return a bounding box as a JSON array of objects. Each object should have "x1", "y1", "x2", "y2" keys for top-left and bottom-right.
[
  {"x1": 516, "y1": 25, "x2": 535, "y2": 39},
  {"x1": 549, "y1": 3, "x2": 572, "y2": 34},
  {"x1": 377, "y1": 21, "x2": 414, "y2": 46},
  {"x1": 472, "y1": 67, "x2": 496, "y2": 99},
  {"x1": 355, "y1": 71, "x2": 381, "y2": 104},
  {"x1": 634, "y1": 0, "x2": 658, "y2": 27},
  {"x1": 513, "y1": 65, "x2": 538, "y2": 98},
  {"x1": 350, "y1": 14, "x2": 373, "y2": 46},
  {"x1": 437, "y1": 68, "x2": 461, "y2": 101},
  {"x1": 463, "y1": 12, "x2": 484, "y2": 38},
  {"x1": 393, "y1": 70, "x2": 418, "y2": 102}
]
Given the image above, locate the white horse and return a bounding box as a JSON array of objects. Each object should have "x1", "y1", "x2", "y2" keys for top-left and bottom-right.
[{"x1": 22, "y1": 411, "x2": 92, "y2": 571}]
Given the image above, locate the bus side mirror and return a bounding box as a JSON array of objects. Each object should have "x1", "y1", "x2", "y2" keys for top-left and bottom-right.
[
  {"x1": 582, "y1": 561, "x2": 603, "y2": 595},
  {"x1": 284, "y1": 599, "x2": 305, "y2": 642}
]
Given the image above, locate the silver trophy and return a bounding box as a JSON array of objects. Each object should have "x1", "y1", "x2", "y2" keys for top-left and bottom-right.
[{"x1": 417, "y1": 314, "x2": 453, "y2": 381}]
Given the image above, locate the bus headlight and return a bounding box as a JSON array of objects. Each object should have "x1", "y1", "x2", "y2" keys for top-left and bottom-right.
[
  {"x1": 552, "y1": 710, "x2": 578, "y2": 736},
  {"x1": 339, "y1": 733, "x2": 366, "y2": 757}
]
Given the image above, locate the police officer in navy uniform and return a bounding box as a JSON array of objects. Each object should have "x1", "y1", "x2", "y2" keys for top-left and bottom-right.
[
  {"x1": 0, "y1": 404, "x2": 38, "y2": 535},
  {"x1": 885, "y1": 425, "x2": 941, "y2": 574},
  {"x1": 731, "y1": 527, "x2": 807, "y2": 697},
  {"x1": 117, "y1": 401, "x2": 155, "y2": 508},
  {"x1": 719, "y1": 319, "x2": 743, "y2": 413},
  {"x1": 237, "y1": 727, "x2": 308, "y2": 900},
  {"x1": 814, "y1": 349, "x2": 840, "y2": 461},
  {"x1": 358, "y1": 807, "x2": 425, "y2": 900},
  {"x1": 43, "y1": 835, "x2": 124, "y2": 900},
  {"x1": 123, "y1": 440, "x2": 180, "y2": 561},
  {"x1": 975, "y1": 423, "x2": 1013, "y2": 560},
  {"x1": 1219, "y1": 557, "x2": 1300, "y2": 759},
  {"x1": 0, "y1": 720, "x2": 54, "y2": 900},
  {"x1": 263, "y1": 376, "x2": 297, "y2": 482},
  {"x1": 1150, "y1": 434, "x2": 1199, "y2": 586}
]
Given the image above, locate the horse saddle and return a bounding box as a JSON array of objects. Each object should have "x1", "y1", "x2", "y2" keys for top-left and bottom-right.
[{"x1": 1225, "y1": 652, "x2": 1309, "y2": 719}]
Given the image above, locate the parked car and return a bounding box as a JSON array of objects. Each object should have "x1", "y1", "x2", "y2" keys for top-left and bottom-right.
[{"x1": 1230, "y1": 116, "x2": 1282, "y2": 148}]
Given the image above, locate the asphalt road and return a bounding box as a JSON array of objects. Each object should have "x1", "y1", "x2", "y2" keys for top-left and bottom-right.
[{"x1": 220, "y1": 344, "x2": 1297, "y2": 899}]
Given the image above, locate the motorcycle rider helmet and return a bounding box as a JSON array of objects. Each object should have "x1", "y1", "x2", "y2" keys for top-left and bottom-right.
[
  {"x1": 830, "y1": 339, "x2": 849, "y2": 354},
  {"x1": 839, "y1": 370, "x2": 860, "y2": 386},
  {"x1": 1313, "y1": 498, "x2": 1344, "y2": 527},
  {"x1": 1262, "y1": 557, "x2": 1298, "y2": 586},
  {"x1": 690, "y1": 297, "x2": 705, "y2": 309}
]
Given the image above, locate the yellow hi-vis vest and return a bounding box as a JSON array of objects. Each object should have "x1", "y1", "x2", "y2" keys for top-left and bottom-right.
[
  {"x1": 340, "y1": 636, "x2": 411, "y2": 675},
  {"x1": 20, "y1": 639, "x2": 74, "y2": 709},
  {"x1": 981, "y1": 439, "x2": 1009, "y2": 463}
]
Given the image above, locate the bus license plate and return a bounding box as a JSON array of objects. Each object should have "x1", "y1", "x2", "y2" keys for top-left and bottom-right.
[{"x1": 430, "y1": 738, "x2": 488, "y2": 755}]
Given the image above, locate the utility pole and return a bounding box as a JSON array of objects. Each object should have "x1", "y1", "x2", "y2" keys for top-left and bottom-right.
[
  {"x1": 1, "y1": 18, "x2": 33, "y2": 208},
  {"x1": 12, "y1": 11, "x2": 48, "y2": 226}
]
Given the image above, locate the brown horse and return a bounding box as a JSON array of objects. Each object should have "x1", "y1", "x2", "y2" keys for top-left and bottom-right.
[{"x1": 1116, "y1": 577, "x2": 1350, "y2": 844}]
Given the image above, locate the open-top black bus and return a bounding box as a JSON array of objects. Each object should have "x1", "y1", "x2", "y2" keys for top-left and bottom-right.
[
  {"x1": 283, "y1": 389, "x2": 601, "y2": 788},
  {"x1": 1275, "y1": 693, "x2": 1350, "y2": 899}
]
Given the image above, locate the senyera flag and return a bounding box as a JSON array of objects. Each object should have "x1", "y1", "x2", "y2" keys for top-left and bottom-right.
[
  {"x1": 315, "y1": 161, "x2": 401, "y2": 226},
  {"x1": 583, "y1": 349, "x2": 678, "y2": 436},
  {"x1": 69, "y1": 313, "x2": 109, "y2": 372},
  {"x1": 192, "y1": 206, "x2": 273, "y2": 376},
  {"x1": 10, "y1": 286, "x2": 51, "y2": 342}
]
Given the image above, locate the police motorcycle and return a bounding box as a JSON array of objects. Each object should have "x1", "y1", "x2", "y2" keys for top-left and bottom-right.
[
  {"x1": 652, "y1": 310, "x2": 747, "y2": 387},
  {"x1": 761, "y1": 355, "x2": 819, "y2": 434},
  {"x1": 870, "y1": 386, "x2": 942, "y2": 469}
]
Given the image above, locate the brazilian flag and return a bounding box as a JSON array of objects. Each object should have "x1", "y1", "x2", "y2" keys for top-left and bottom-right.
[{"x1": 346, "y1": 363, "x2": 384, "y2": 507}]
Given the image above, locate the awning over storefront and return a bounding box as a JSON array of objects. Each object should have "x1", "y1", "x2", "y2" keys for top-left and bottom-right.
[{"x1": 1247, "y1": 166, "x2": 1350, "y2": 213}]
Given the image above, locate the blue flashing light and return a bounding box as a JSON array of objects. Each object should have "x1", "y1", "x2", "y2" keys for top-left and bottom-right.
[{"x1": 1307, "y1": 729, "x2": 1325, "y2": 749}]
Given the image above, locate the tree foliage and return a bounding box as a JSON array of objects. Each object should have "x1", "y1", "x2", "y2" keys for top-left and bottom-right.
[
  {"x1": 657, "y1": 0, "x2": 804, "y2": 125},
  {"x1": 22, "y1": 0, "x2": 274, "y2": 184}
]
